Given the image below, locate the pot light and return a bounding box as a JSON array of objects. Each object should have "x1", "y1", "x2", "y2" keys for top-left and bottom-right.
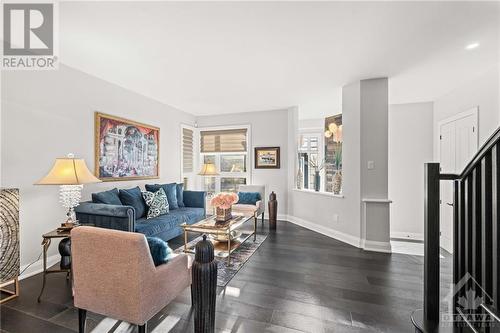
[{"x1": 465, "y1": 42, "x2": 480, "y2": 50}]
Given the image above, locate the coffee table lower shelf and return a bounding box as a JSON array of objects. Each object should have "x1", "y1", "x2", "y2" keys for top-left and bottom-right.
[{"x1": 183, "y1": 231, "x2": 255, "y2": 264}]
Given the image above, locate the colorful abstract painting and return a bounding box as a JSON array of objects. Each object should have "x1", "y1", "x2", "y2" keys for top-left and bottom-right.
[{"x1": 95, "y1": 112, "x2": 159, "y2": 181}]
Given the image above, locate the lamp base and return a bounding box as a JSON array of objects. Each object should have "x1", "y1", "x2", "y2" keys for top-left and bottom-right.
[{"x1": 58, "y1": 220, "x2": 79, "y2": 231}]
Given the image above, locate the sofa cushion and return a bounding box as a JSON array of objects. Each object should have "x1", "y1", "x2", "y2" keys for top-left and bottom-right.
[
  {"x1": 142, "y1": 188, "x2": 169, "y2": 219},
  {"x1": 146, "y1": 183, "x2": 179, "y2": 210},
  {"x1": 146, "y1": 237, "x2": 174, "y2": 266},
  {"x1": 135, "y1": 207, "x2": 205, "y2": 238},
  {"x1": 92, "y1": 188, "x2": 122, "y2": 205},
  {"x1": 237, "y1": 192, "x2": 262, "y2": 205},
  {"x1": 119, "y1": 187, "x2": 147, "y2": 218},
  {"x1": 176, "y1": 183, "x2": 185, "y2": 207}
]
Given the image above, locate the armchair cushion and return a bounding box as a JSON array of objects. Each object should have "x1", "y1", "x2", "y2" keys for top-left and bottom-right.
[
  {"x1": 237, "y1": 191, "x2": 262, "y2": 205},
  {"x1": 146, "y1": 183, "x2": 179, "y2": 210},
  {"x1": 119, "y1": 187, "x2": 147, "y2": 218},
  {"x1": 146, "y1": 237, "x2": 174, "y2": 266},
  {"x1": 92, "y1": 188, "x2": 122, "y2": 205}
]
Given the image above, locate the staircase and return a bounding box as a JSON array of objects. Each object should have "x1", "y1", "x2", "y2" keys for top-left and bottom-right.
[{"x1": 412, "y1": 127, "x2": 500, "y2": 332}]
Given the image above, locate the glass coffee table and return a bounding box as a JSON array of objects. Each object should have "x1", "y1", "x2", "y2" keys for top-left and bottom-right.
[{"x1": 181, "y1": 212, "x2": 257, "y2": 265}]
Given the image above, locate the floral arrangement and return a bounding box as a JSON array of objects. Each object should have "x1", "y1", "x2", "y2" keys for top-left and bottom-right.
[{"x1": 210, "y1": 192, "x2": 239, "y2": 209}]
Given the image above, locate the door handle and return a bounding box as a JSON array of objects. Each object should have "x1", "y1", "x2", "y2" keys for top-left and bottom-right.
[{"x1": 446, "y1": 203, "x2": 454, "y2": 206}]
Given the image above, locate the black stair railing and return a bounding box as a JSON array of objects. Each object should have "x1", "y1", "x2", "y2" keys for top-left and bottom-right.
[{"x1": 416, "y1": 127, "x2": 500, "y2": 332}]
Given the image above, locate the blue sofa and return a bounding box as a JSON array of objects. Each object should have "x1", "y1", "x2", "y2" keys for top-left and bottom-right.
[{"x1": 75, "y1": 190, "x2": 206, "y2": 242}]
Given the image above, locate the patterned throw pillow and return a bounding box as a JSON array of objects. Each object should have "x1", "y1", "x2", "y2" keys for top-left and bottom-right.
[{"x1": 142, "y1": 188, "x2": 169, "y2": 219}]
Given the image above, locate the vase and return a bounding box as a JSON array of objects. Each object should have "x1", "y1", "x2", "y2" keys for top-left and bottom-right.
[
  {"x1": 314, "y1": 171, "x2": 320, "y2": 192},
  {"x1": 215, "y1": 207, "x2": 232, "y2": 222},
  {"x1": 296, "y1": 168, "x2": 303, "y2": 189},
  {"x1": 333, "y1": 170, "x2": 342, "y2": 194}
]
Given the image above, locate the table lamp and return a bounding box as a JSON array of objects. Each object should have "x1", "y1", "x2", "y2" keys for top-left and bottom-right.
[
  {"x1": 35, "y1": 153, "x2": 101, "y2": 228},
  {"x1": 198, "y1": 163, "x2": 219, "y2": 176}
]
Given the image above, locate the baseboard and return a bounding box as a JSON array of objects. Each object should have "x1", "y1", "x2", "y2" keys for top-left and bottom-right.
[
  {"x1": 277, "y1": 214, "x2": 288, "y2": 221},
  {"x1": 286, "y1": 215, "x2": 361, "y2": 248},
  {"x1": 19, "y1": 254, "x2": 60, "y2": 280},
  {"x1": 361, "y1": 239, "x2": 392, "y2": 253},
  {"x1": 390, "y1": 232, "x2": 424, "y2": 241}
]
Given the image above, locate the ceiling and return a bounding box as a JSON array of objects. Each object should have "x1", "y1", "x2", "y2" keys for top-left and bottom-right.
[{"x1": 59, "y1": 1, "x2": 499, "y2": 119}]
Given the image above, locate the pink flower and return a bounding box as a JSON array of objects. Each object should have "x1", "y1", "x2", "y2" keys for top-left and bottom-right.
[{"x1": 211, "y1": 192, "x2": 239, "y2": 209}]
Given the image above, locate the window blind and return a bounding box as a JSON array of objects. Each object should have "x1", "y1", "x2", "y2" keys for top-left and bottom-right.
[
  {"x1": 182, "y1": 128, "x2": 194, "y2": 172},
  {"x1": 200, "y1": 129, "x2": 247, "y2": 153}
]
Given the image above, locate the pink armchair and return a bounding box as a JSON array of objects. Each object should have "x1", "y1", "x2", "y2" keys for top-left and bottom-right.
[{"x1": 71, "y1": 226, "x2": 192, "y2": 333}]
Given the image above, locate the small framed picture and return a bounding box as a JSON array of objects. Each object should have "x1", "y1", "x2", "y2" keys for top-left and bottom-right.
[{"x1": 254, "y1": 147, "x2": 280, "y2": 169}]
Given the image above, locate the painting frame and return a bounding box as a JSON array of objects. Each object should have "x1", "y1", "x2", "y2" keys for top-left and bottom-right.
[
  {"x1": 254, "y1": 147, "x2": 280, "y2": 169},
  {"x1": 94, "y1": 112, "x2": 160, "y2": 181}
]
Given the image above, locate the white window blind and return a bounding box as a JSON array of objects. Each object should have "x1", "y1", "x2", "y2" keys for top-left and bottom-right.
[
  {"x1": 182, "y1": 128, "x2": 194, "y2": 173},
  {"x1": 200, "y1": 129, "x2": 247, "y2": 153}
]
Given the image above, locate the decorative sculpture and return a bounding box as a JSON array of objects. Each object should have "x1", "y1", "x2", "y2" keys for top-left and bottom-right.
[
  {"x1": 268, "y1": 191, "x2": 277, "y2": 230},
  {"x1": 192, "y1": 235, "x2": 217, "y2": 333},
  {"x1": 0, "y1": 188, "x2": 20, "y2": 303},
  {"x1": 58, "y1": 238, "x2": 72, "y2": 270}
]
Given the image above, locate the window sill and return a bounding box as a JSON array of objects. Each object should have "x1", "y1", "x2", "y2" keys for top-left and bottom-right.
[{"x1": 292, "y1": 188, "x2": 344, "y2": 198}]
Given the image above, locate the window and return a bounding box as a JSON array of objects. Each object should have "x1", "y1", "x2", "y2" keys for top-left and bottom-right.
[
  {"x1": 298, "y1": 133, "x2": 321, "y2": 191},
  {"x1": 296, "y1": 114, "x2": 343, "y2": 194},
  {"x1": 200, "y1": 127, "x2": 249, "y2": 194},
  {"x1": 182, "y1": 127, "x2": 194, "y2": 173}
]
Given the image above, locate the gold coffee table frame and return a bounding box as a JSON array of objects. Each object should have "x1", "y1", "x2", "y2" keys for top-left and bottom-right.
[{"x1": 181, "y1": 212, "x2": 257, "y2": 265}]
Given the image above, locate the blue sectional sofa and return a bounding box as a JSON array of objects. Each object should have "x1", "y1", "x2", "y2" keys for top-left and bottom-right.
[{"x1": 75, "y1": 187, "x2": 206, "y2": 242}]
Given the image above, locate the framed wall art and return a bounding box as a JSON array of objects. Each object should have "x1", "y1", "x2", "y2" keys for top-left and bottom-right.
[
  {"x1": 254, "y1": 147, "x2": 280, "y2": 169},
  {"x1": 95, "y1": 112, "x2": 159, "y2": 181}
]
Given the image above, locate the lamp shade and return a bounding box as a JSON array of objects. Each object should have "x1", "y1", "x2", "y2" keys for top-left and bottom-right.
[
  {"x1": 198, "y1": 163, "x2": 219, "y2": 176},
  {"x1": 36, "y1": 157, "x2": 101, "y2": 185}
]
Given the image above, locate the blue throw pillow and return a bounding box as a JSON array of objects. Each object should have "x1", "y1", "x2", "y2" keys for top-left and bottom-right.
[
  {"x1": 176, "y1": 183, "x2": 185, "y2": 207},
  {"x1": 145, "y1": 183, "x2": 179, "y2": 209},
  {"x1": 146, "y1": 237, "x2": 174, "y2": 266},
  {"x1": 119, "y1": 187, "x2": 147, "y2": 218},
  {"x1": 92, "y1": 188, "x2": 122, "y2": 205},
  {"x1": 237, "y1": 192, "x2": 262, "y2": 205}
]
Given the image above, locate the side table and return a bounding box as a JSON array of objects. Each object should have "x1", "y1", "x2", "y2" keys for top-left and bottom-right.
[{"x1": 37, "y1": 228, "x2": 72, "y2": 302}]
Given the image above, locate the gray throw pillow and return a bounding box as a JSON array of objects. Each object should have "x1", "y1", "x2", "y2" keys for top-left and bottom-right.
[{"x1": 142, "y1": 188, "x2": 169, "y2": 219}]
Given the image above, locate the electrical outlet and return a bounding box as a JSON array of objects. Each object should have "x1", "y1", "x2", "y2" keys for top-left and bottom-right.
[
  {"x1": 367, "y1": 161, "x2": 375, "y2": 170},
  {"x1": 333, "y1": 214, "x2": 339, "y2": 223}
]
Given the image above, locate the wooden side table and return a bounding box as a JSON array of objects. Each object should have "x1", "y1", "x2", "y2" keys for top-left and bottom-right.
[{"x1": 37, "y1": 228, "x2": 72, "y2": 302}]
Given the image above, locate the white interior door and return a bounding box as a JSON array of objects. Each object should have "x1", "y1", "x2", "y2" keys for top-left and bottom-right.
[{"x1": 439, "y1": 109, "x2": 478, "y2": 253}]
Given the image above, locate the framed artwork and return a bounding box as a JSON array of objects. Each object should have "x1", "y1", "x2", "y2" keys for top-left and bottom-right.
[
  {"x1": 254, "y1": 147, "x2": 280, "y2": 169},
  {"x1": 95, "y1": 112, "x2": 160, "y2": 181}
]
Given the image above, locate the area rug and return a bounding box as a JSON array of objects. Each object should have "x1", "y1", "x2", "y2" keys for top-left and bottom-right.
[{"x1": 174, "y1": 234, "x2": 267, "y2": 287}]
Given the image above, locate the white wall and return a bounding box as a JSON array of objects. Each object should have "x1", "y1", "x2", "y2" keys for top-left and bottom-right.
[
  {"x1": 288, "y1": 80, "x2": 362, "y2": 246},
  {"x1": 196, "y1": 109, "x2": 291, "y2": 216},
  {"x1": 389, "y1": 102, "x2": 434, "y2": 240},
  {"x1": 1, "y1": 65, "x2": 195, "y2": 274},
  {"x1": 434, "y1": 66, "x2": 500, "y2": 160}
]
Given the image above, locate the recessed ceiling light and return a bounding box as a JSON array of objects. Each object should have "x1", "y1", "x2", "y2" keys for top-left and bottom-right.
[{"x1": 465, "y1": 42, "x2": 480, "y2": 50}]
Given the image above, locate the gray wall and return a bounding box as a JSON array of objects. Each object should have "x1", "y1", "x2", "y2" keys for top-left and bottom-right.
[
  {"x1": 1, "y1": 65, "x2": 195, "y2": 274},
  {"x1": 389, "y1": 102, "x2": 434, "y2": 240},
  {"x1": 196, "y1": 109, "x2": 291, "y2": 216}
]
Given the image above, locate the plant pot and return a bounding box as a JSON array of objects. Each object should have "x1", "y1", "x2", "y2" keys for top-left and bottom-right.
[
  {"x1": 215, "y1": 207, "x2": 232, "y2": 222},
  {"x1": 314, "y1": 171, "x2": 320, "y2": 192},
  {"x1": 333, "y1": 170, "x2": 342, "y2": 194}
]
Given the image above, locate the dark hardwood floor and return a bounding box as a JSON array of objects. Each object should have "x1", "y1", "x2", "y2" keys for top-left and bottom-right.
[{"x1": 0, "y1": 221, "x2": 451, "y2": 332}]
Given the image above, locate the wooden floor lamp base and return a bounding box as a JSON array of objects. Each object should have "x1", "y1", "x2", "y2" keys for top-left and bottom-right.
[{"x1": 0, "y1": 277, "x2": 19, "y2": 304}]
